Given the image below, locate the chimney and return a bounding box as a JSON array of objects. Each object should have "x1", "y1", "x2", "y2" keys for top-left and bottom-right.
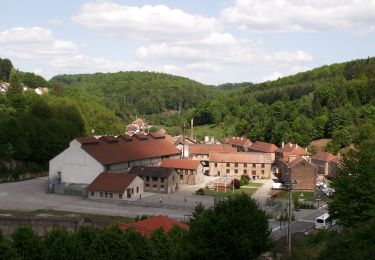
[
  {"x1": 282, "y1": 142, "x2": 284, "y2": 148},
  {"x1": 190, "y1": 118, "x2": 194, "y2": 140}
]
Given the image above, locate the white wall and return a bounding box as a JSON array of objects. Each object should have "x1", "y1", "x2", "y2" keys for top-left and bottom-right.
[{"x1": 49, "y1": 140, "x2": 104, "y2": 185}]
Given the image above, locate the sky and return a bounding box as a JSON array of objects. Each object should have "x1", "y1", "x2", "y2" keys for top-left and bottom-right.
[{"x1": 1, "y1": 0, "x2": 375, "y2": 85}]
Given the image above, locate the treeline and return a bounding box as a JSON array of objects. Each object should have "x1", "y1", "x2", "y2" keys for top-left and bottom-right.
[
  {"x1": 189, "y1": 57, "x2": 375, "y2": 152},
  {"x1": 0, "y1": 195, "x2": 274, "y2": 260}
]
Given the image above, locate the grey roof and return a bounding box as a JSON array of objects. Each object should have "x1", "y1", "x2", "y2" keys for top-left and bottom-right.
[{"x1": 127, "y1": 166, "x2": 175, "y2": 178}]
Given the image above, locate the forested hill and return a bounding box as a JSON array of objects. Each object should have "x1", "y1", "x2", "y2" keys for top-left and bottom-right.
[
  {"x1": 51, "y1": 71, "x2": 221, "y2": 120},
  {"x1": 190, "y1": 57, "x2": 375, "y2": 153}
]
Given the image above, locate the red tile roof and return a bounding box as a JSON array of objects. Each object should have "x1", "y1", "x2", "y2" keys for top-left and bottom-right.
[
  {"x1": 312, "y1": 151, "x2": 337, "y2": 162},
  {"x1": 277, "y1": 143, "x2": 310, "y2": 155},
  {"x1": 88, "y1": 172, "x2": 137, "y2": 193},
  {"x1": 160, "y1": 158, "x2": 200, "y2": 170},
  {"x1": 76, "y1": 136, "x2": 100, "y2": 145},
  {"x1": 209, "y1": 152, "x2": 272, "y2": 164},
  {"x1": 119, "y1": 216, "x2": 188, "y2": 236},
  {"x1": 286, "y1": 156, "x2": 317, "y2": 169},
  {"x1": 224, "y1": 136, "x2": 252, "y2": 148},
  {"x1": 189, "y1": 144, "x2": 237, "y2": 155},
  {"x1": 77, "y1": 135, "x2": 180, "y2": 165},
  {"x1": 249, "y1": 141, "x2": 278, "y2": 153}
]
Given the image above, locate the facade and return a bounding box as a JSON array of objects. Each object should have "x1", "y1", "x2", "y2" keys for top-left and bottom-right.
[
  {"x1": 276, "y1": 143, "x2": 311, "y2": 163},
  {"x1": 224, "y1": 136, "x2": 253, "y2": 152},
  {"x1": 279, "y1": 157, "x2": 317, "y2": 191},
  {"x1": 49, "y1": 134, "x2": 181, "y2": 190},
  {"x1": 88, "y1": 172, "x2": 144, "y2": 201},
  {"x1": 119, "y1": 216, "x2": 188, "y2": 236},
  {"x1": 127, "y1": 166, "x2": 179, "y2": 194},
  {"x1": 188, "y1": 144, "x2": 237, "y2": 162},
  {"x1": 208, "y1": 152, "x2": 273, "y2": 179},
  {"x1": 248, "y1": 141, "x2": 279, "y2": 161},
  {"x1": 311, "y1": 152, "x2": 341, "y2": 178},
  {"x1": 159, "y1": 158, "x2": 203, "y2": 185}
]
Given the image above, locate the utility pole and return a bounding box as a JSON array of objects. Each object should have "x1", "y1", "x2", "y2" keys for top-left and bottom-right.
[
  {"x1": 182, "y1": 123, "x2": 186, "y2": 159},
  {"x1": 288, "y1": 186, "x2": 292, "y2": 253}
]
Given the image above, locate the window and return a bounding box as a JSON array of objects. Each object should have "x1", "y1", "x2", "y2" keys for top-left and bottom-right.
[
  {"x1": 119, "y1": 193, "x2": 123, "y2": 199},
  {"x1": 152, "y1": 177, "x2": 158, "y2": 181},
  {"x1": 180, "y1": 175, "x2": 183, "y2": 180},
  {"x1": 153, "y1": 184, "x2": 157, "y2": 188},
  {"x1": 105, "y1": 165, "x2": 110, "y2": 171},
  {"x1": 136, "y1": 187, "x2": 139, "y2": 193},
  {"x1": 105, "y1": 192, "x2": 108, "y2": 198},
  {"x1": 252, "y1": 163, "x2": 256, "y2": 167},
  {"x1": 226, "y1": 163, "x2": 230, "y2": 167},
  {"x1": 109, "y1": 193, "x2": 113, "y2": 198},
  {"x1": 100, "y1": 192, "x2": 103, "y2": 197},
  {"x1": 244, "y1": 163, "x2": 247, "y2": 167},
  {"x1": 90, "y1": 191, "x2": 94, "y2": 197},
  {"x1": 173, "y1": 176, "x2": 175, "y2": 180},
  {"x1": 214, "y1": 163, "x2": 218, "y2": 167},
  {"x1": 146, "y1": 184, "x2": 150, "y2": 187},
  {"x1": 235, "y1": 163, "x2": 238, "y2": 167},
  {"x1": 261, "y1": 164, "x2": 265, "y2": 168},
  {"x1": 243, "y1": 170, "x2": 247, "y2": 174},
  {"x1": 226, "y1": 169, "x2": 230, "y2": 174},
  {"x1": 252, "y1": 170, "x2": 256, "y2": 176},
  {"x1": 146, "y1": 176, "x2": 150, "y2": 181},
  {"x1": 160, "y1": 185, "x2": 164, "y2": 188},
  {"x1": 235, "y1": 169, "x2": 238, "y2": 174},
  {"x1": 131, "y1": 188, "x2": 134, "y2": 194},
  {"x1": 160, "y1": 177, "x2": 164, "y2": 183},
  {"x1": 261, "y1": 170, "x2": 265, "y2": 175}
]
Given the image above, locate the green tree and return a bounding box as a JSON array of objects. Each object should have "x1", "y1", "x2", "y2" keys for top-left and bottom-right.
[
  {"x1": 179, "y1": 194, "x2": 273, "y2": 259},
  {"x1": 12, "y1": 226, "x2": 44, "y2": 260},
  {"x1": 0, "y1": 230, "x2": 19, "y2": 259},
  {"x1": 0, "y1": 58, "x2": 13, "y2": 81},
  {"x1": 328, "y1": 144, "x2": 375, "y2": 226}
]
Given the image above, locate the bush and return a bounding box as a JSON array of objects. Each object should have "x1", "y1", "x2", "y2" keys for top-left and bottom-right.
[
  {"x1": 232, "y1": 179, "x2": 241, "y2": 189},
  {"x1": 240, "y1": 176, "x2": 249, "y2": 186},
  {"x1": 196, "y1": 188, "x2": 204, "y2": 195}
]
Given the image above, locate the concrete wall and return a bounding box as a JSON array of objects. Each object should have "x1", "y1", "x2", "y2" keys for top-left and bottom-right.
[
  {"x1": 209, "y1": 162, "x2": 272, "y2": 179},
  {"x1": 178, "y1": 164, "x2": 204, "y2": 185},
  {"x1": 49, "y1": 140, "x2": 104, "y2": 185},
  {"x1": 142, "y1": 172, "x2": 179, "y2": 194}
]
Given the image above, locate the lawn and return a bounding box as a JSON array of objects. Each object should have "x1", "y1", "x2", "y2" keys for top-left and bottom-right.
[
  {"x1": 244, "y1": 182, "x2": 264, "y2": 188},
  {"x1": 199, "y1": 187, "x2": 257, "y2": 197}
]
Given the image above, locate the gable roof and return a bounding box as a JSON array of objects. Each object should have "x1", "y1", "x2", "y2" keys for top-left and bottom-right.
[
  {"x1": 312, "y1": 151, "x2": 338, "y2": 162},
  {"x1": 189, "y1": 144, "x2": 237, "y2": 155},
  {"x1": 209, "y1": 152, "x2": 272, "y2": 164},
  {"x1": 119, "y1": 216, "x2": 188, "y2": 236},
  {"x1": 249, "y1": 141, "x2": 278, "y2": 153},
  {"x1": 277, "y1": 143, "x2": 310, "y2": 155},
  {"x1": 224, "y1": 136, "x2": 252, "y2": 148},
  {"x1": 286, "y1": 156, "x2": 316, "y2": 169},
  {"x1": 88, "y1": 172, "x2": 137, "y2": 193},
  {"x1": 77, "y1": 135, "x2": 180, "y2": 165},
  {"x1": 160, "y1": 158, "x2": 200, "y2": 170},
  {"x1": 127, "y1": 166, "x2": 176, "y2": 178}
]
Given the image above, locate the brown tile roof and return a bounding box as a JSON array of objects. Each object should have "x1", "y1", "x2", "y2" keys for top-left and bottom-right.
[
  {"x1": 76, "y1": 136, "x2": 99, "y2": 145},
  {"x1": 209, "y1": 152, "x2": 272, "y2": 164},
  {"x1": 127, "y1": 166, "x2": 176, "y2": 178},
  {"x1": 160, "y1": 159, "x2": 200, "y2": 170},
  {"x1": 77, "y1": 135, "x2": 180, "y2": 165},
  {"x1": 312, "y1": 151, "x2": 338, "y2": 162},
  {"x1": 133, "y1": 117, "x2": 145, "y2": 126},
  {"x1": 189, "y1": 144, "x2": 237, "y2": 155},
  {"x1": 88, "y1": 172, "x2": 137, "y2": 193},
  {"x1": 277, "y1": 143, "x2": 310, "y2": 155},
  {"x1": 286, "y1": 156, "x2": 317, "y2": 169},
  {"x1": 119, "y1": 216, "x2": 188, "y2": 236},
  {"x1": 249, "y1": 141, "x2": 278, "y2": 153},
  {"x1": 99, "y1": 136, "x2": 118, "y2": 143},
  {"x1": 224, "y1": 136, "x2": 252, "y2": 148}
]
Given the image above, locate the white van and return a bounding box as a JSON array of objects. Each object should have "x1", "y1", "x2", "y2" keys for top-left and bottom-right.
[{"x1": 315, "y1": 213, "x2": 336, "y2": 229}]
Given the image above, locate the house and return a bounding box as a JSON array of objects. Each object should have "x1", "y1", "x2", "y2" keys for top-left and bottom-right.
[
  {"x1": 224, "y1": 136, "x2": 252, "y2": 152},
  {"x1": 49, "y1": 134, "x2": 181, "y2": 193},
  {"x1": 276, "y1": 143, "x2": 310, "y2": 163},
  {"x1": 159, "y1": 158, "x2": 203, "y2": 185},
  {"x1": 248, "y1": 141, "x2": 279, "y2": 161},
  {"x1": 171, "y1": 136, "x2": 196, "y2": 151},
  {"x1": 119, "y1": 216, "x2": 188, "y2": 237},
  {"x1": 127, "y1": 166, "x2": 179, "y2": 194},
  {"x1": 88, "y1": 172, "x2": 143, "y2": 200},
  {"x1": 208, "y1": 152, "x2": 273, "y2": 179},
  {"x1": 0, "y1": 82, "x2": 10, "y2": 92},
  {"x1": 278, "y1": 156, "x2": 317, "y2": 191},
  {"x1": 311, "y1": 152, "x2": 341, "y2": 179},
  {"x1": 126, "y1": 117, "x2": 149, "y2": 135}
]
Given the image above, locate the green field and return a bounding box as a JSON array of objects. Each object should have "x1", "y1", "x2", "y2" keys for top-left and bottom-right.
[{"x1": 199, "y1": 187, "x2": 257, "y2": 197}]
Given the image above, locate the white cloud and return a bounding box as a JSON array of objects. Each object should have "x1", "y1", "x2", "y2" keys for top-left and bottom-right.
[
  {"x1": 221, "y1": 0, "x2": 375, "y2": 33},
  {"x1": 0, "y1": 27, "x2": 78, "y2": 59},
  {"x1": 72, "y1": 2, "x2": 218, "y2": 42},
  {"x1": 262, "y1": 72, "x2": 284, "y2": 82},
  {"x1": 48, "y1": 19, "x2": 63, "y2": 25}
]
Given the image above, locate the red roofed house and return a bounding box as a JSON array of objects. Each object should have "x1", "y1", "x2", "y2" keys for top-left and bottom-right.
[
  {"x1": 119, "y1": 216, "x2": 188, "y2": 237},
  {"x1": 224, "y1": 136, "x2": 253, "y2": 152},
  {"x1": 88, "y1": 172, "x2": 143, "y2": 200},
  {"x1": 49, "y1": 134, "x2": 181, "y2": 194},
  {"x1": 276, "y1": 143, "x2": 311, "y2": 163},
  {"x1": 278, "y1": 156, "x2": 317, "y2": 191},
  {"x1": 209, "y1": 152, "x2": 273, "y2": 179},
  {"x1": 248, "y1": 141, "x2": 279, "y2": 161},
  {"x1": 159, "y1": 158, "x2": 204, "y2": 185},
  {"x1": 311, "y1": 152, "x2": 341, "y2": 179}
]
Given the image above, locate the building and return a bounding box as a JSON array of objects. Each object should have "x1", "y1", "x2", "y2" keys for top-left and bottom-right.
[
  {"x1": 127, "y1": 166, "x2": 179, "y2": 194},
  {"x1": 224, "y1": 136, "x2": 252, "y2": 152},
  {"x1": 248, "y1": 141, "x2": 279, "y2": 161},
  {"x1": 119, "y1": 216, "x2": 188, "y2": 236},
  {"x1": 88, "y1": 172, "x2": 143, "y2": 201},
  {"x1": 189, "y1": 144, "x2": 237, "y2": 162},
  {"x1": 208, "y1": 152, "x2": 273, "y2": 179},
  {"x1": 49, "y1": 134, "x2": 181, "y2": 192},
  {"x1": 126, "y1": 117, "x2": 149, "y2": 135},
  {"x1": 278, "y1": 156, "x2": 317, "y2": 191},
  {"x1": 159, "y1": 158, "x2": 203, "y2": 185},
  {"x1": 276, "y1": 143, "x2": 311, "y2": 163},
  {"x1": 311, "y1": 152, "x2": 341, "y2": 179}
]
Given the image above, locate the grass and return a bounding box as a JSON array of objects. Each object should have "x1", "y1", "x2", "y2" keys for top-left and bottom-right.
[
  {"x1": 279, "y1": 191, "x2": 316, "y2": 201},
  {"x1": 244, "y1": 182, "x2": 264, "y2": 188},
  {"x1": 189, "y1": 124, "x2": 228, "y2": 141},
  {"x1": 199, "y1": 187, "x2": 257, "y2": 197}
]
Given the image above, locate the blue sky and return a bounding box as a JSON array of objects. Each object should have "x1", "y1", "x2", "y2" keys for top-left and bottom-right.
[{"x1": 1, "y1": 0, "x2": 374, "y2": 84}]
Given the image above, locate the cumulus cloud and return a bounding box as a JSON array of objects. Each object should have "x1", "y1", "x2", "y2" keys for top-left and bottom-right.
[
  {"x1": 262, "y1": 71, "x2": 284, "y2": 82},
  {"x1": 0, "y1": 27, "x2": 78, "y2": 59},
  {"x1": 72, "y1": 2, "x2": 218, "y2": 42},
  {"x1": 221, "y1": 0, "x2": 375, "y2": 33}
]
